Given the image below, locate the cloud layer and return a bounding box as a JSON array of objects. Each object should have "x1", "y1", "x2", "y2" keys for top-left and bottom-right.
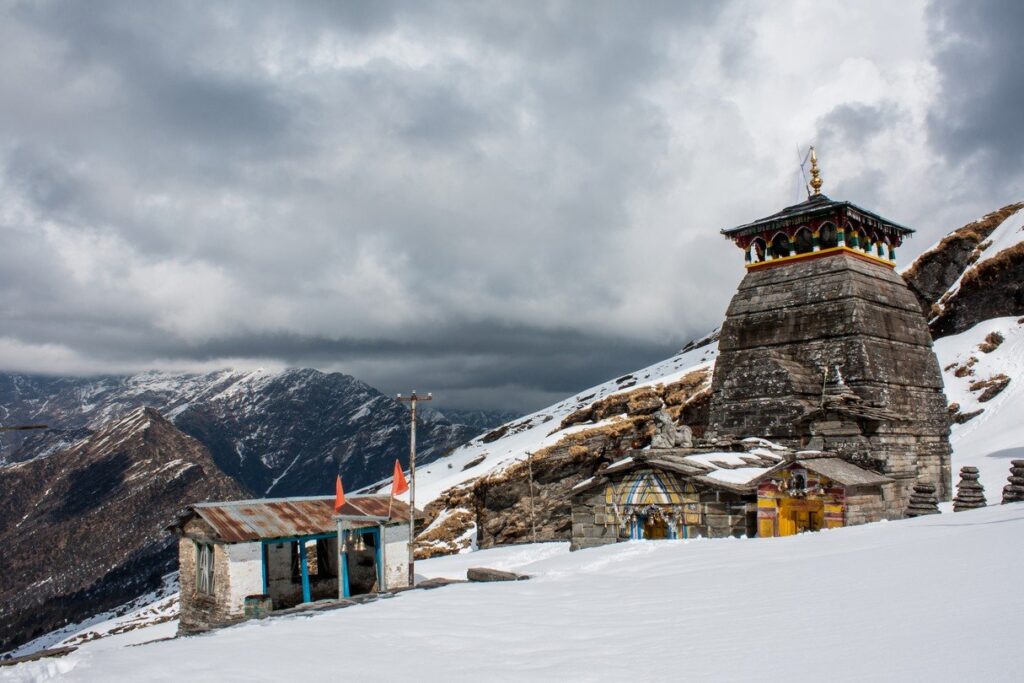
[{"x1": 1, "y1": 0, "x2": 1021, "y2": 411}]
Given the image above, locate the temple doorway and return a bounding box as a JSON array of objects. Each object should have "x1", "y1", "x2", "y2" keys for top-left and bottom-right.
[
  {"x1": 642, "y1": 515, "x2": 669, "y2": 539},
  {"x1": 778, "y1": 498, "x2": 824, "y2": 536}
]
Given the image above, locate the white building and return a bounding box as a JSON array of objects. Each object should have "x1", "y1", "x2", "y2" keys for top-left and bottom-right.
[{"x1": 170, "y1": 494, "x2": 417, "y2": 634}]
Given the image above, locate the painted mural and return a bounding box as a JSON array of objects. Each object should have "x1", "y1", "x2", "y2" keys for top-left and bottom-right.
[{"x1": 604, "y1": 469, "x2": 702, "y2": 539}]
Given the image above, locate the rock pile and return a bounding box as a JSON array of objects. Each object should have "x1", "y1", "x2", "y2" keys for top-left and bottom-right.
[
  {"x1": 905, "y1": 482, "x2": 940, "y2": 517},
  {"x1": 1001, "y1": 460, "x2": 1024, "y2": 504},
  {"x1": 952, "y1": 466, "x2": 986, "y2": 511}
]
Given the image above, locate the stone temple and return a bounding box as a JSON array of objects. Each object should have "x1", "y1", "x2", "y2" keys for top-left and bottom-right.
[{"x1": 705, "y1": 151, "x2": 952, "y2": 512}]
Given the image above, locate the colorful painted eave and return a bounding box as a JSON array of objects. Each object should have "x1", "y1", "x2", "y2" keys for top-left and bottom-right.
[
  {"x1": 746, "y1": 246, "x2": 896, "y2": 271},
  {"x1": 721, "y1": 194, "x2": 913, "y2": 240}
]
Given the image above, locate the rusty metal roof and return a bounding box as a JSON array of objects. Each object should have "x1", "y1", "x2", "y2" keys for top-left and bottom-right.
[{"x1": 176, "y1": 495, "x2": 416, "y2": 543}]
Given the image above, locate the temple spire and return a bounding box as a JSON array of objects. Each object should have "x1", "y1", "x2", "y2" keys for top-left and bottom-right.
[{"x1": 809, "y1": 146, "x2": 823, "y2": 196}]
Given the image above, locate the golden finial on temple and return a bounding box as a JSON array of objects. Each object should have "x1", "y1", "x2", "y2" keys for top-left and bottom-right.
[{"x1": 809, "y1": 146, "x2": 823, "y2": 196}]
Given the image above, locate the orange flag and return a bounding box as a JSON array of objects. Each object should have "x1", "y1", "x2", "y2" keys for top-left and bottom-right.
[
  {"x1": 334, "y1": 475, "x2": 346, "y2": 513},
  {"x1": 392, "y1": 460, "x2": 409, "y2": 497}
]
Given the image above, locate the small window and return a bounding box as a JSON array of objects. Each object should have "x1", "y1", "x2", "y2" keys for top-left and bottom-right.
[{"x1": 195, "y1": 542, "x2": 215, "y2": 595}]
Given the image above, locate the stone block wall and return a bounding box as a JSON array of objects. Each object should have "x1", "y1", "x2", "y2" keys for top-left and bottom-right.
[
  {"x1": 177, "y1": 537, "x2": 242, "y2": 634},
  {"x1": 570, "y1": 482, "x2": 754, "y2": 550},
  {"x1": 708, "y1": 253, "x2": 952, "y2": 507},
  {"x1": 570, "y1": 489, "x2": 622, "y2": 551},
  {"x1": 844, "y1": 483, "x2": 899, "y2": 525}
]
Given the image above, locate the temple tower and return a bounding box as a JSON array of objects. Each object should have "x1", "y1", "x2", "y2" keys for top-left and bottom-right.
[{"x1": 706, "y1": 151, "x2": 952, "y2": 511}]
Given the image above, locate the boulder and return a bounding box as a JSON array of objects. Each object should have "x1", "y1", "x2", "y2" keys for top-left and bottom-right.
[{"x1": 467, "y1": 567, "x2": 530, "y2": 582}]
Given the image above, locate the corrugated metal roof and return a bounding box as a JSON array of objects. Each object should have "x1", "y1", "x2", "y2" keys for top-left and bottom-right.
[{"x1": 182, "y1": 495, "x2": 415, "y2": 543}]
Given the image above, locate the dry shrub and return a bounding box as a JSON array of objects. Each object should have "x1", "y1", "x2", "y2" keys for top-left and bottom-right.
[
  {"x1": 568, "y1": 445, "x2": 590, "y2": 458},
  {"x1": 953, "y1": 356, "x2": 979, "y2": 377},
  {"x1": 978, "y1": 331, "x2": 1005, "y2": 353}
]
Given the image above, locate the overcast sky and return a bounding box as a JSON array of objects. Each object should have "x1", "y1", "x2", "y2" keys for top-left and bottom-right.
[{"x1": 1, "y1": 0, "x2": 1021, "y2": 412}]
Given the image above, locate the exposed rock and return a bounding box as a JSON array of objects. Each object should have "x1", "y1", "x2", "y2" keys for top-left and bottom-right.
[
  {"x1": 947, "y1": 403, "x2": 984, "y2": 425},
  {"x1": 905, "y1": 483, "x2": 940, "y2": 517},
  {"x1": 466, "y1": 567, "x2": 529, "y2": 582},
  {"x1": 932, "y1": 241, "x2": 1024, "y2": 337},
  {"x1": 952, "y1": 466, "x2": 987, "y2": 511},
  {"x1": 462, "y1": 454, "x2": 486, "y2": 471},
  {"x1": 969, "y1": 374, "x2": 1011, "y2": 403},
  {"x1": 416, "y1": 577, "x2": 466, "y2": 590},
  {"x1": 1001, "y1": 460, "x2": 1024, "y2": 504},
  {"x1": 903, "y1": 202, "x2": 1024, "y2": 317}
]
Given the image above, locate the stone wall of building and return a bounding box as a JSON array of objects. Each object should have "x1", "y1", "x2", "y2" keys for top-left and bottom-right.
[
  {"x1": 708, "y1": 253, "x2": 952, "y2": 506},
  {"x1": 177, "y1": 519, "x2": 244, "y2": 634},
  {"x1": 570, "y1": 489, "x2": 622, "y2": 551},
  {"x1": 570, "y1": 479, "x2": 753, "y2": 551},
  {"x1": 843, "y1": 486, "x2": 895, "y2": 526}
]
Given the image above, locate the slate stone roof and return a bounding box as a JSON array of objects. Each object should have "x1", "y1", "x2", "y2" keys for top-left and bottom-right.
[
  {"x1": 570, "y1": 447, "x2": 786, "y2": 496},
  {"x1": 751, "y1": 457, "x2": 892, "y2": 488}
]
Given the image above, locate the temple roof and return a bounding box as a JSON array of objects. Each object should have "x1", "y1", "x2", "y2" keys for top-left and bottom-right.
[
  {"x1": 751, "y1": 457, "x2": 892, "y2": 488},
  {"x1": 722, "y1": 193, "x2": 913, "y2": 240}
]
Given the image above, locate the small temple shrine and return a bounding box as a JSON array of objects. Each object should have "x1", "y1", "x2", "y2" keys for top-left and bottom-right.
[{"x1": 705, "y1": 149, "x2": 953, "y2": 515}]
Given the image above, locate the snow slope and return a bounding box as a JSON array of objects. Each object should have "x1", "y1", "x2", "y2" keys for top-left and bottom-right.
[
  {"x1": 374, "y1": 339, "x2": 718, "y2": 506},
  {"x1": 5, "y1": 574, "x2": 179, "y2": 660},
  {"x1": 4, "y1": 503, "x2": 1022, "y2": 682},
  {"x1": 937, "y1": 316, "x2": 1024, "y2": 498}
]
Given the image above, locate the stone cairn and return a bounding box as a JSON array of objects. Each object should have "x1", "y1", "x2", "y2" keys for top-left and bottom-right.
[
  {"x1": 1001, "y1": 460, "x2": 1024, "y2": 504},
  {"x1": 952, "y1": 466, "x2": 986, "y2": 511},
  {"x1": 905, "y1": 483, "x2": 940, "y2": 517}
]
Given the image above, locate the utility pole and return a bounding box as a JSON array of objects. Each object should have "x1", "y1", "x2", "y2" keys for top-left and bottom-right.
[
  {"x1": 526, "y1": 451, "x2": 537, "y2": 544},
  {"x1": 396, "y1": 390, "x2": 431, "y2": 587}
]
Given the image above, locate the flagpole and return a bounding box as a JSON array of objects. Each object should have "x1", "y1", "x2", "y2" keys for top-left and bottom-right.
[{"x1": 397, "y1": 390, "x2": 431, "y2": 587}]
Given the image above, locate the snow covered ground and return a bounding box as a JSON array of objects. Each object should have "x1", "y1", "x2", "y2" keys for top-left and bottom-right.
[{"x1": 4, "y1": 503, "x2": 1022, "y2": 682}]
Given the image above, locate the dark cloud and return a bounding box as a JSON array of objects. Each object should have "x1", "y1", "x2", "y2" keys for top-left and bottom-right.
[
  {"x1": 926, "y1": 0, "x2": 1024, "y2": 175},
  {"x1": 0, "y1": 1, "x2": 1018, "y2": 413}
]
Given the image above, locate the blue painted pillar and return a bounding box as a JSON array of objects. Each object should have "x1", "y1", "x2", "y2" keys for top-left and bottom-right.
[
  {"x1": 299, "y1": 540, "x2": 311, "y2": 603},
  {"x1": 261, "y1": 542, "x2": 269, "y2": 595},
  {"x1": 340, "y1": 531, "x2": 351, "y2": 598}
]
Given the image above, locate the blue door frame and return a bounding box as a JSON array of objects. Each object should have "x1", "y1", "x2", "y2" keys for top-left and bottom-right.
[
  {"x1": 260, "y1": 532, "x2": 337, "y2": 604},
  {"x1": 340, "y1": 527, "x2": 383, "y2": 598}
]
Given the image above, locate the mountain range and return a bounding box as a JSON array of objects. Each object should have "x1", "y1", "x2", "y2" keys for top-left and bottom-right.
[
  {"x1": 0, "y1": 368, "x2": 505, "y2": 496},
  {"x1": 0, "y1": 368, "x2": 511, "y2": 652}
]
